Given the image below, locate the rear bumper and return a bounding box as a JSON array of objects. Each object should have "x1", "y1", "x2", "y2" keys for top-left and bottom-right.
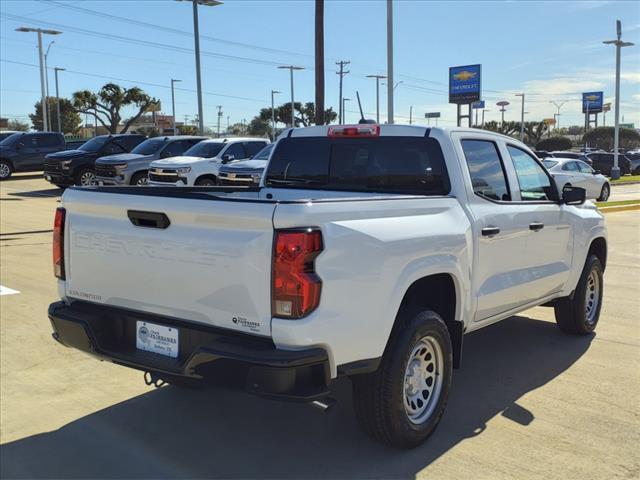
[{"x1": 48, "y1": 301, "x2": 330, "y2": 402}]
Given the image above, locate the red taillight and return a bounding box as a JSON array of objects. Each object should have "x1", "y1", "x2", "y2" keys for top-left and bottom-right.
[
  {"x1": 328, "y1": 124, "x2": 380, "y2": 138},
  {"x1": 53, "y1": 207, "x2": 65, "y2": 279},
  {"x1": 272, "y1": 229, "x2": 323, "y2": 319}
]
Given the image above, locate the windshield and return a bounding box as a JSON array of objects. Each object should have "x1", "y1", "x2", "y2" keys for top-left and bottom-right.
[
  {"x1": 542, "y1": 160, "x2": 558, "y2": 169},
  {"x1": 78, "y1": 136, "x2": 110, "y2": 152},
  {"x1": 131, "y1": 137, "x2": 166, "y2": 155},
  {"x1": 183, "y1": 141, "x2": 224, "y2": 158},
  {"x1": 0, "y1": 133, "x2": 23, "y2": 146},
  {"x1": 253, "y1": 143, "x2": 274, "y2": 160}
]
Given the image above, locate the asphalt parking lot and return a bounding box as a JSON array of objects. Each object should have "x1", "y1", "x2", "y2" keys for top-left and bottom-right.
[{"x1": 1, "y1": 174, "x2": 638, "y2": 479}]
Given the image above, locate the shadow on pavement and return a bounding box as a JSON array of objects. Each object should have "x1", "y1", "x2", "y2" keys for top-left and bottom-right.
[
  {"x1": 7, "y1": 188, "x2": 63, "y2": 198},
  {"x1": 0, "y1": 315, "x2": 593, "y2": 479},
  {"x1": 1, "y1": 174, "x2": 44, "y2": 182}
]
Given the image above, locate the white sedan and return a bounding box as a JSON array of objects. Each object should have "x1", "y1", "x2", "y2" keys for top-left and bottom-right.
[{"x1": 543, "y1": 158, "x2": 610, "y2": 201}]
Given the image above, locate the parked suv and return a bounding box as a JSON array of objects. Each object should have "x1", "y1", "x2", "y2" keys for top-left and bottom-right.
[
  {"x1": 44, "y1": 134, "x2": 146, "y2": 187},
  {"x1": 95, "y1": 136, "x2": 207, "y2": 185},
  {"x1": 586, "y1": 152, "x2": 632, "y2": 176},
  {"x1": 148, "y1": 137, "x2": 269, "y2": 186},
  {"x1": 217, "y1": 143, "x2": 274, "y2": 186},
  {"x1": 0, "y1": 132, "x2": 66, "y2": 180}
]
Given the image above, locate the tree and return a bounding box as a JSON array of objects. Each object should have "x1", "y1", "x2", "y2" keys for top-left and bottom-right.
[
  {"x1": 72, "y1": 83, "x2": 158, "y2": 134},
  {"x1": 523, "y1": 121, "x2": 549, "y2": 146},
  {"x1": 480, "y1": 120, "x2": 520, "y2": 137},
  {"x1": 7, "y1": 119, "x2": 29, "y2": 131},
  {"x1": 536, "y1": 136, "x2": 573, "y2": 151},
  {"x1": 135, "y1": 126, "x2": 160, "y2": 138},
  {"x1": 29, "y1": 97, "x2": 81, "y2": 134},
  {"x1": 258, "y1": 102, "x2": 336, "y2": 128},
  {"x1": 178, "y1": 125, "x2": 198, "y2": 135},
  {"x1": 247, "y1": 117, "x2": 270, "y2": 137},
  {"x1": 583, "y1": 126, "x2": 640, "y2": 151}
]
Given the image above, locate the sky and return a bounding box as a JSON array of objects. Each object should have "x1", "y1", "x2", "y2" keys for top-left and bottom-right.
[{"x1": 0, "y1": 0, "x2": 639, "y2": 130}]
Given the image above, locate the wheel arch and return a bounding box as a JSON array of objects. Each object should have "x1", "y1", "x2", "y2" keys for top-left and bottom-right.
[
  {"x1": 195, "y1": 173, "x2": 218, "y2": 183},
  {"x1": 588, "y1": 237, "x2": 607, "y2": 272},
  {"x1": 0, "y1": 157, "x2": 14, "y2": 169},
  {"x1": 390, "y1": 273, "x2": 463, "y2": 369},
  {"x1": 130, "y1": 169, "x2": 149, "y2": 185}
]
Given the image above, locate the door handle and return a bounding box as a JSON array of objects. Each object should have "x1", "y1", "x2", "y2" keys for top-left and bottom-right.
[
  {"x1": 127, "y1": 210, "x2": 171, "y2": 229},
  {"x1": 529, "y1": 222, "x2": 544, "y2": 231},
  {"x1": 481, "y1": 226, "x2": 500, "y2": 237}
]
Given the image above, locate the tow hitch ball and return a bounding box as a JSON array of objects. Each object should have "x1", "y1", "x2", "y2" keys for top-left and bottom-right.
[{"x1": 144, "y1": 371, "x2": 166, "y2": 389}]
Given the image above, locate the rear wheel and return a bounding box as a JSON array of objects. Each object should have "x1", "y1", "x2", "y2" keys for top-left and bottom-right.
[
  {"x1": 75, "y1": 168, "x2": 96, "y2": 186},
  {"x1": 0, "y1": 160, "x2": 13, "y2": 180},
  {"x1": 352, "y1": 310, "x2": 452, "y2": 449},
  {"x1": 597, "y1": 183, "x2": 610, "y2": 202},
  {"x1": 131, "y1": 171, "x2": 149, "y2": 186},
  {"x1": 195, "y1": 176, "x2": 217, "y2": 186},
  {"x1": 554, "y1": 254, "x2": 603, "y2": 334}
]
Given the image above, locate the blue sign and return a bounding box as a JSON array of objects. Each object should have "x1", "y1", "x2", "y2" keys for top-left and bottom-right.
[
  {"x1": 472, "y1": 100, "x2": 485, "y2": 109},
  {"x1": 449, "y1": 64, "x2": 481, "y2": 104},
  {"x1": 582, "y1": 91, "x2": 603, "y2": 114}
]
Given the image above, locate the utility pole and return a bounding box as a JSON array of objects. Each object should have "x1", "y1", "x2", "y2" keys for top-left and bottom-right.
[
  {"x1": 409, "y1": 105, "x2": 413, "y2": 125},
  {"x1": 227, "y1": 115, "x2": 230, "y2": 134},
  {"x1": 216, "y1": 105, "x2": 223, "y2": 137},
  {"x1": 278, "y1": 65, "x2": 304, "y2": 128},
  {"x1": 342, "y1": 98, "x2": 350, "y2": 124},
  {"x1": 44, "y1": 41, "x2": 54, "y2": 132},
  {"x1": 171, "y1": 79, "x2": 181, "y2": 135},
  {"x1": 366, "y1": 75, "x2": 386, "y2": 123},
  {"x1": 604, "y1": 19, "x2": 634, "y2": 180},
  {"x1": 481, "y1": 108, "x2": 489, "y2": 128},
  {"x1": 315, "y1": 0, "x2": 325, "y2": 125},
  {"x1": 53, "y1": 67, "x2": 65, "y2": 133},
  {"x1": 178, "y1": 0, "x2": 222, "y2": 135},
  {"x1": 550, "y1": 100, "x2": 566, "y2": 131},
  {"x1": 386, "y1": 0, "x2": 394, "y2": 124},
  {"x1": 336, "y1": 60, "x2": 350, "y2": 124},
  {"x1": 515, "y1": 93, "x2": 525, "y2": 141},
  {"x1": 271, "y1": 90, "x2": 280, "y2": 141},
  {"x1": 16, "y1": 27, "x2": 61, "y2": 132}
]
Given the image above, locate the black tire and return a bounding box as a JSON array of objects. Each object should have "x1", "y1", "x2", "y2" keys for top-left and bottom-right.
[
  {"x1": 75, "y1": 168, "x2": 96, "y2": 186},
  {"x1": 131, "y1": 171, "x2": 149, "y2": 186},
  {"x1": 597, "y1": 183, "x2": 610, "y2": 202},
  {"x1": 554, "y1": 254, "x2": 603, "y2": 335},
  {"x1": 195, "y1": 176, "x2": 217, "y2": 186},
  {"x1": 0, "y1": 159, "x2": 13, "y2": 180},
  {"x1": 352, "y1": 310, "x2": 453, "y2": 449}
]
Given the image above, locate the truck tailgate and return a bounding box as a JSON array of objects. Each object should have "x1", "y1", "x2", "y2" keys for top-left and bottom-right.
[{"x1": 62, "y1": 189, "x2": 276, "y2": 336}]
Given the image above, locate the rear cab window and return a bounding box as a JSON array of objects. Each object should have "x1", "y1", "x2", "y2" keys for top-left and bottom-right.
[{"x1": 265, "y1": 136, "x2": 450, "y2": 195}]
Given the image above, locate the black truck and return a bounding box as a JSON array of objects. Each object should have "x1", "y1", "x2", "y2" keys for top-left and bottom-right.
[
  {"x1": 44, "y1": 134, "x2": 146, "y2": 187},
  {"x1": 0, "y1": 132, "x2": 67, "y2": 180}
]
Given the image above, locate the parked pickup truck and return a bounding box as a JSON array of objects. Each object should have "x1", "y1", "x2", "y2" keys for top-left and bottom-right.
[{"x1": 48, "y1": 125, "x2": 607, "y2": 448}]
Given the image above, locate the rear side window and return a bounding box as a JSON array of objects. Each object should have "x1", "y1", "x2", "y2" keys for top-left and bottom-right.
[
  {"x1": 461, "y1": 140, "x2": 510, "y2": 201},
  {"x1": 265, "y1": 136, "x2": 450, "y2": 195},
  {"x1": 562, "y1": 161, "x2": 579, "y2": 172},
  {"x1": 34, "y1": 134, "x2": 61, "y2": 147}
]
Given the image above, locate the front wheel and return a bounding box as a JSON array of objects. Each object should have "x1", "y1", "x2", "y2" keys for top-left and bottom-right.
[
  {"x1": 597, "y1": 183, "x2": 610, "y2": 202},
  {"x1": 195, "y1": 176, "x2": 217, "y2": 186},
  {"x1": 75, "y1": 168, "x2": 96, "y2": 186},
  {"x1": 131, "y1": 171, "x2": 149, "y2": 186},
  {"x1": 554, "y1": 254, "x2": 603, "y2": 334},
  {"x1": 0, "y1": 160, "x2": 13, "y2": 180},
  {"x1": 352, "y1": 310, "x2": 452, "y2": 449}
]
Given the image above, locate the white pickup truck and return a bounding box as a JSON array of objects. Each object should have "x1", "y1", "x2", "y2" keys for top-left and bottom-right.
[{"x1": 48, "y1": 124, "x2": 607, "y2": 448}]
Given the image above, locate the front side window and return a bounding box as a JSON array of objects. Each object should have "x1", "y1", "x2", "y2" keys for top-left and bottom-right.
[
  {"x1": 184, "y1": 141, "x2": 224, "y2": 158},
  {"x1": 161, "y1": 140, "x2": 194, "y2": 158},
  {"x1": 131, "y1": 138, "x2": 166, "y2": 155},
  {"x1": 79, "y1": 136, "x2": 109, "y2": 152},
  {"x1": 223, "y1": 143, "x2": 247, "y2": 160},
  {"x1": 461, "y1": 139, "x2": 510, "y2": 201},
  {"x1": 102, "y1": 141, "x2": 126, "y2": 155},
  {"x1": 507, "y1": 145, "x2": 554, "y2": 201},
  {"x1": 35, "y1": 134, "x2": 61, "y2": 147}
]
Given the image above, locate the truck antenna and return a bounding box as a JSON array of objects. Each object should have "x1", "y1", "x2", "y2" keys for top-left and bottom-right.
[{"x1": 356, "y1": 91, "x2": 376, "y2": 124}]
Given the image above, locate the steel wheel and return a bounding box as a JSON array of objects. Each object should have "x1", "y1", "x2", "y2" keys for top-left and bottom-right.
[
  {"x1": 79, "y1": 171, "x2": 96, "y2": 186},
  {"x1": 403, "y1": 335, "x2": 444, "y2": 425},
  {"x1": 584, "y1": 269, "x2": 600, "y2": 326}
]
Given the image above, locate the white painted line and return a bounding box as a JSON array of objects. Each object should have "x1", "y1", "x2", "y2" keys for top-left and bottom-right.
[{"x1": 0, "y1": 285, "x2": 20, "y2": 296}]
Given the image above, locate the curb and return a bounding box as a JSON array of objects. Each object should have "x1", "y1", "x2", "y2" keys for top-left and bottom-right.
[
  {"x1": 611, "y1": 182, "x2": 640, "y2": 186},
  {"x1": 599, "y1": 204, "x2": 640, "y2": 214}
]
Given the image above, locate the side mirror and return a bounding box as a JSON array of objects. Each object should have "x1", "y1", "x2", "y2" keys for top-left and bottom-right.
[
  {"x1": 562, "y1": 186, "x2": 586, "y2": 205},
  {"x1": 221, "y1": 154, "x2": 235, "y2": 164},
  {"x1": 160, "y1": 150, "x2": 172, "y2": 159},
  {"x1": 594, "y1": 170, "x2": 601, "y2": 175}
]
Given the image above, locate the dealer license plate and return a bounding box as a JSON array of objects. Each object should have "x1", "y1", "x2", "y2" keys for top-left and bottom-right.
[{"x1": 136, "y1": 321, "x2": 179, "y2": 358}]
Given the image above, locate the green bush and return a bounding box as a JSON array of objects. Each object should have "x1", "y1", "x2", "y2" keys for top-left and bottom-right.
[
  {"x1": 536, "y1": 136, "x2": 573, "y2": 151},
  {"x1": 583, "y1": 127, "x2": 640, "y2": 151}
]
